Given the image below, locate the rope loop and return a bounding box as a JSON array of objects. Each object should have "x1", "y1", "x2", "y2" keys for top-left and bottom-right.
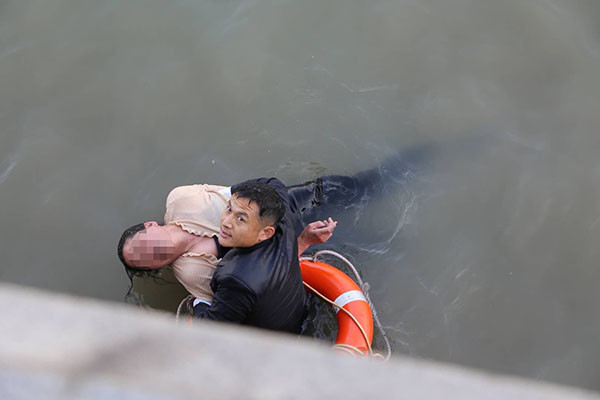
[
  {"x1": 175, "y1": 295, "x2": 195, "y2": 323},
  {"x1": 309, "y1": 250, "x2": 392, "y2": 361}
]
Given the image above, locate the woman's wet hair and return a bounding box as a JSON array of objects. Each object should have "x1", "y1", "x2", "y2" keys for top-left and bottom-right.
[
  {"x1": 117, "y1": 223, "x2": 145, "y2": 268},
  {"x1": 117, "y1": 222, "x2": 159, "y2": 301}
]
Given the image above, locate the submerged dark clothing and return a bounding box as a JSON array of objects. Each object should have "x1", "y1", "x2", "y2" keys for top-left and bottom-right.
[
  {"x1": 287, "y1": 142, "x2": 437, "y2": 223},
  {"x1": 194, "y1": 143, "x2": 441, "y2": 331},
  {"x1": 195, "y1": 177, "x2": 307, "y2": 334}
]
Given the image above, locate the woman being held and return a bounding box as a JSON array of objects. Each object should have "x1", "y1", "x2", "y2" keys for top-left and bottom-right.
[{"x1": 117, "y1": 183, "x2": 336, "y2": 311}]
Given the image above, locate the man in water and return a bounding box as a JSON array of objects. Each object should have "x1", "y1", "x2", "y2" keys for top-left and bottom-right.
[
  {"x1": 192, "y1": 178, "x2": 322, "y2": 333},
  {"x1": 118, "y1": 178, "x2": 337, "y2": 333},
  {"x1": 119, "y1": 141, "x2": 441, "y2": 331}
]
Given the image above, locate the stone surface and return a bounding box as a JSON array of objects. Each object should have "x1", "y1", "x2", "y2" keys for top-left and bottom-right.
[{"x1": 0, "y1": 283, "x2": 598, "y2": 400}]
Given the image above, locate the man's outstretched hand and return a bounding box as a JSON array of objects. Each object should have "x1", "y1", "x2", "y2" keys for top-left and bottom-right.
[{"x1": 297, "y1": 217, "x2": 338, "y2": 256}]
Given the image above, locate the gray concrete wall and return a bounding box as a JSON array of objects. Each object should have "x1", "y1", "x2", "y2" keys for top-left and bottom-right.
[{"x1": 0, "y1": 283, "x2": 598, "y2": 400}]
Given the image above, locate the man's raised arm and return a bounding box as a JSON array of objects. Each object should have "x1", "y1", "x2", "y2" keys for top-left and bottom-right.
[{"x1": 297, "y1": 217, "x2": 338, "y2": 256}]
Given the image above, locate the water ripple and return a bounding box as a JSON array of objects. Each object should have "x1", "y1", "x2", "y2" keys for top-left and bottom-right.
[{"x1": 0, "y1": 155, "x2": 18, "y2": 185}]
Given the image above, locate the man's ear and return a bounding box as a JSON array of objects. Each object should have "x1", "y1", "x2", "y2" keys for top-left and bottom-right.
[
  {"x1": 258, "y1": 225, "x2": 276, "y2": 242},
  {"x1": 144, "y1": 221, "x2": 159, "y2": 228}
]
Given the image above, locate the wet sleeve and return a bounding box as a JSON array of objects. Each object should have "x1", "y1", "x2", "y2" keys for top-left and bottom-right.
[
  {"x1": 195, "y1": 276, "x2": 257, "y2": 323},
  {"x1": 289, "y1": 206, "x2": 305, "y2": 238}
]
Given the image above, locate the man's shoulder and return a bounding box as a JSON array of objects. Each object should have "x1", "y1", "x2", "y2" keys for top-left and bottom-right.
[
  {"x1": 211, "y1": 255, "x2": 257, "y2": 295},
  {"x1": 215, "y1": 248, "x2": 252, "y2": 279},
  {"x1": 215, "y1": 246, "x2": 274, "y2": 288},
  {"x1": 211, "y1": 269, "x2": 254, "y2": 291}
]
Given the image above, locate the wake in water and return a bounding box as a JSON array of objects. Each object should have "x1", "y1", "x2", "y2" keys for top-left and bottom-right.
[
  {"x1": 297, "y1": 134, "x2": 494, "y2": 353},
  {"x1": 289, "y1": 134, "x2": 493, "y2": 252}
]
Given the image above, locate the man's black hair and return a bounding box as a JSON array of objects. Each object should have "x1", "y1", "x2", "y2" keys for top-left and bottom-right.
[
  {"x1": 232, "y1": 181, "x2": 285, "y2": 226},
  {"x1": 117, "y1": 222, "x2": 156, "y2": 300}
]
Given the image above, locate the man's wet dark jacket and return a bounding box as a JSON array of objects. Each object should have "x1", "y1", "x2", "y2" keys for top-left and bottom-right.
[{"x1": 196, "y1": 177, "x2": 307, "y2": 334}]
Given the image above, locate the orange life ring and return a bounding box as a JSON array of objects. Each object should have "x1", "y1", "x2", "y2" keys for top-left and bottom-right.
[{"x1": 300, "y1": 259, "x2": 374, "y2": 356}]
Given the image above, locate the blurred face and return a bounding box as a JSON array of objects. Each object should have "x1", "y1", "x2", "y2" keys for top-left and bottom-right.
[
  {"x1": 218, "y1": 194, "x2": 275, "y2": 248},
  {"x1": 123, "y1": 221, "x2": 176, "y2": 268}
]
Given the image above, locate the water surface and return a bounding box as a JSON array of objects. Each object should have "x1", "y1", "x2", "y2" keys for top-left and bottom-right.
[{"x1": 1, "y1": 0, "x2": 600, "y2": 391}]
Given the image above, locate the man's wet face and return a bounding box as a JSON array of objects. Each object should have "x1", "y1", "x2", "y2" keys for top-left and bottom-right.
[
  {"x1": 218, "y1": 195, "x2": 266, "y2": 248},
  {"x1": 123, "y1": 226, "x2": 174, "y2": 268}
]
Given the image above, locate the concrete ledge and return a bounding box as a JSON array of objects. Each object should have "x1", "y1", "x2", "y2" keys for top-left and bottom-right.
[{"x1": 0, "y1": 283, "x2": 598, "y2": 400}]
